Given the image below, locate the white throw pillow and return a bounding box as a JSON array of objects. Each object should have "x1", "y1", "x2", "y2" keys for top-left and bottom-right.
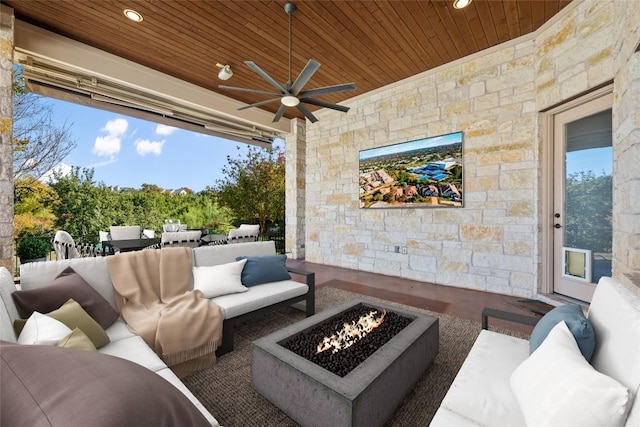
[
  {"x1": 510, "y1": 321, "x2": 631, "y2": 427},
  {"x1": 193, "y1": 259, "x2": 248, "y2": 298},
  {"x1": 17, "y1": 311, "x2": 72, "y2": 345}
]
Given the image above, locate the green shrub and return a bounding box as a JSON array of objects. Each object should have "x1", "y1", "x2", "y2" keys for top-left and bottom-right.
[{"x1": 16, "y1": 237, "x2": 51, "y2": 260}]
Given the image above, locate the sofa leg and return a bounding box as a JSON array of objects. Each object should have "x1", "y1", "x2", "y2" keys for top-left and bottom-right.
[
  {"x1": 306, "y1": 293, "x2": 315, "y2": 317},
  {"x1": 215, "y1": 321, "x2": 234, "y2": 357}
]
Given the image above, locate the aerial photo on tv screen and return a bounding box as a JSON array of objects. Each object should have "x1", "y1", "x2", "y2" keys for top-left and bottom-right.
[{"x1": 359, "y1": 131, "x2": 463, "y2": 209}]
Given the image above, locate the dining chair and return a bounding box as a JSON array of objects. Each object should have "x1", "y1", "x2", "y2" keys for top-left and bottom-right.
[
  {"x1": 161, "y1": 230, "x2": 202, "y2": 248},
  {"x1": 109, "y1": 225, "x2": 141, "y2": 240}
]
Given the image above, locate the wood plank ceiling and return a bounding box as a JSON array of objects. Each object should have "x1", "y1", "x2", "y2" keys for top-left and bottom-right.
[{"x1": 3, "y1": 0, "x2": 572, "y2": 121}]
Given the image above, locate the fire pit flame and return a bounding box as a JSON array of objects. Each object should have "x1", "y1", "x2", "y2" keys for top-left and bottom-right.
[{"x1": 316, "y1": 309, "x2": 386, "y2": 354}]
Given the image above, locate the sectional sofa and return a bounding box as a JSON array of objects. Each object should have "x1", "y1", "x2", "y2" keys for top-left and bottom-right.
[
  {"x1": 430, "y1": 276, "x2": 640, "y2": 427},
  {"x1": 0, "y1": 241, "x2": 314, "y2": 426}
]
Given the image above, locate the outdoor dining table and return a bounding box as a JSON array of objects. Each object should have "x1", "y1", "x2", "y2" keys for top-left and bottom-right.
[{"x1": 102, "y1": 238, "x2": 161, "y2": 255}]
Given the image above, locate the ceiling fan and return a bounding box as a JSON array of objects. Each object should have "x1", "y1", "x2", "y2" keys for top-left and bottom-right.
[{"x1": 219, "y1": 2, "x2": 356, "y2": 123}]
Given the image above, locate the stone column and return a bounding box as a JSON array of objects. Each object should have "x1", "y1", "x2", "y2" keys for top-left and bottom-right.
[
  {"x1": 285, "y1": 118, "x2": 306, "y2": 259},
  {"x1": 0, "y1": 5, "x2": 14, "y2": 274},
  {"x1": 612, "y1": 49, "x2": 640, "y2": 287}
]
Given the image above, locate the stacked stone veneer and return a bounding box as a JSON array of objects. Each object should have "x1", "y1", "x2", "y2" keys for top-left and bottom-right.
[
  {"x1": 0, "y1": 5, "x2": 13, "y2": 274},
  {"x1": 303, "y1": 0, "x2": 640, "y2": 296},
  {"x1": 285, "y1": 118, "x2": 306, "y2": 259}
]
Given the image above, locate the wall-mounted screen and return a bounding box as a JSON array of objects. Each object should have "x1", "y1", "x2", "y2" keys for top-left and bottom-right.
[{"x1": 359, "y1": 131, "x2": 463, "y2": 209}]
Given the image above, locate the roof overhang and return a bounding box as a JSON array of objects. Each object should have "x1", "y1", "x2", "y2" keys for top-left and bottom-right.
[{"x1": 13, "y1": 20, "x2": 291, "y2": 147}]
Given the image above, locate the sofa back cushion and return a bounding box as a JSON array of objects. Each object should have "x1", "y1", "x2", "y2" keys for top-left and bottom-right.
[
  {"x1": 588, "y1": 276, "x2": 640, "y2": 426},
  {"x1": 19, "y1": 257, "x2": 117, "y2": 309},
  {"x1": 193, "y1": 241, "x2": 277, "y2": 268},
  {"x1": 0, "y1": 267, "x2": 20, "y2": 342}
]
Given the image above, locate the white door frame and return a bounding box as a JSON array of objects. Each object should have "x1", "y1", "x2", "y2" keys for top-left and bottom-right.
[{"x1": 540, "y1": 84, "x2": 613, "y2": 297}]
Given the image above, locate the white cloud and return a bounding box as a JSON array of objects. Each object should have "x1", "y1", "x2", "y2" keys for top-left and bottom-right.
[
  {"x1": 93, "y1": 134, "x2": 122, "y2": 156},
  {"x1": 93, "y1": 118, "x2": 128, "y2": 157},
  {"x1": 40, "y1": 162, "x2": 73, "y2": 184},
  {"x1": 135, "y1": 139, "x2": 165, "y2": 156},
  {"x1": 155, "y1": 124, "x2": 177, "y2": 136},
  {"x1": 102, "y1": 118, "x2": 128, "y2": 136}
]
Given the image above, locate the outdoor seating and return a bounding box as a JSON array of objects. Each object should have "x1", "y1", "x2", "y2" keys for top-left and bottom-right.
[
  {"x1": 228, "y1": 224, "x2": 259, "y2": 243},
  {"x1": 161, "y1": 230, "x2": 202, "y2": 248},
  {"x1": 99, "y1": 230, "x2": 110, "y2": 242},
  {"x1": 142, "y1": 229, "x2": 155, "y2": 238},
  {"x1": 109, "y1": 225, "x2": 141, "y2": 240},
  {"x1": 52, "y1": 230, "x2": 100, "y2": 260}
]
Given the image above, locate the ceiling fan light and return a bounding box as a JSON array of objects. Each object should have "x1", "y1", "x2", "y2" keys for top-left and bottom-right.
[
  {"x1": 281, "y1": 95, "x2": 300, "y2": 107},
  {"x1": 216, "y1": 63, "x2": 233, "y2": 80},
  {"x1": 453, "y1": 0, "x2": 472, "y2": 9}
]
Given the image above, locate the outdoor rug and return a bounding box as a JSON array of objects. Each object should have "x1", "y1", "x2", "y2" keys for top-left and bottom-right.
[{"x1": 183, "y1": 286, "x2": 528, "y2": 427}]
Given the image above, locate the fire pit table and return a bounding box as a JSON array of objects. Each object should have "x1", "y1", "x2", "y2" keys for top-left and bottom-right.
[{"x1": 251, "y1": 298, "x2": 439, "y2": 427}]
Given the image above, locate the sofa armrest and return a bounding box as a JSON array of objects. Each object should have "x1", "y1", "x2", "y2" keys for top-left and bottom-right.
[
  {"x1": 286, "y1": 267, "x2": 315, "y2": 316},
  {"x1": 481, "y1": 308, "x2": 540, "y2": 330}
]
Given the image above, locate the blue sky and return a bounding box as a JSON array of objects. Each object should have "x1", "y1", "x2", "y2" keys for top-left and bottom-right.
[
  {"x1": 45, "y1": 98, "x2": 269, "y2": 192},
  {"x1": 359, "y1": 131, "x2": 462, "y2": 160}
]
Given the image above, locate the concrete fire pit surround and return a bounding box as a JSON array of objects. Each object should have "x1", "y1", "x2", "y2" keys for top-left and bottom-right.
[{"x1": 251, "y1": 298, "x2": 439, "y2": 427}]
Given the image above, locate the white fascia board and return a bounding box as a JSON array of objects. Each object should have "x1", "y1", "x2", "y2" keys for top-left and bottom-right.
[{"x1": 13, "y1": 19, "x2": 290, "y2": 134}]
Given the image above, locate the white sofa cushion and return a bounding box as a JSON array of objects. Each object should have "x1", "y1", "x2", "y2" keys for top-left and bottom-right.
[
  {"x1": 436, "y1": 329, "x2": 529, "y2": 427},
  {"x1": 193, "y1": 259, "x2": 248, "y2": 298},
  {"x1": 212, "y1": 279, "x2": 308, "y2": 319},
  {"x1": 511, "y1": 321, "x2": 631, "y2": 427},
  {"x1": 0, "y1": 268, "x2": 19, "y2": 342},
  {"x1": 105, "y1": 318, "x2": 137, "y2": 342},
  {"x1": 193, "y1": 241, "x2": 277, "y2": 268},
  {"x1": 98, "y1": 335, "x2": 168, "y2": 372}
]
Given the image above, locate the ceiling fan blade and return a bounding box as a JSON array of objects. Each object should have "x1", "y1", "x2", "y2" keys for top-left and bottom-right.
[
  {"x1": 219, "y1": 85, "x2": 282, "y2": 97},
  {"x1": 296, "y1": 103, "x2": 318, "y2": 123},
  {"x1": 244, "y1": 61, "x2": 288, "y2": 94},
  {"x1": 272, "y1": 104, "x2": 288, "y2": 123},
  {"x1": 300, "y1": 98, "x2": 350, "y2": 112},
  {"x1": 290, "y1": 59, "x2": 320, "y2": 96},
  {"x1": 238, "y1": 98, "x2": 283, "y2": 111},
  {"x1": 299, "y1": 82, "x2": 356, "y2": 98}
]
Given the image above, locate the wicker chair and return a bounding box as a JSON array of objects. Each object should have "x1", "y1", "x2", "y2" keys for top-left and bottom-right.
[{"x1": 227, "y1": 225, "x2": 259, "y2": 244}]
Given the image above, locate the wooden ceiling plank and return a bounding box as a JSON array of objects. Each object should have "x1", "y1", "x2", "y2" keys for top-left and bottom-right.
[
  {"x1": 414, "y1": 1, "x2": 459, "y2": 65},
  {"x1": 472, "y1": 0, "x2": 500, "y2": 47},
  {"x1": 516, "y1": 0, "x2": 533, "y2": 35}
]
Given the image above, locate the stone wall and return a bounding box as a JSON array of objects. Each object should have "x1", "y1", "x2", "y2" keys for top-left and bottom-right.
[
  {"x1": 285, "y1": 118, "x2": 306, "y2": 259},
  {"x1": 611, "y1": 1, "x2": 640, "y2": 287},
  {"x1": 304, "y1": 0, "x2": 638, "y2": 296},
  {"x1": 0, "y1": 5, "x2": 14, "y2": 274}
]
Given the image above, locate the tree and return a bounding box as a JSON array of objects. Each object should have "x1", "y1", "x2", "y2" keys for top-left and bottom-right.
[
  {"x1": 12, "y1": 68, "x2": 77, "y2": 183},
  {"x1": 215, "y1": 145, "x2": 285, "y2": 234},
  {"x1": 565, "y1": 171, "x2": 612, "y2": 253},
  {"x1": 13, "y1": 176, "x2": 58, "y2": 238}
]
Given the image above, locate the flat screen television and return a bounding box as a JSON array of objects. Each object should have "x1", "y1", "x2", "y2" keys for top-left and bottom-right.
[{"x1": 359, "y1": 131, "x2": 463, "y2": 209}]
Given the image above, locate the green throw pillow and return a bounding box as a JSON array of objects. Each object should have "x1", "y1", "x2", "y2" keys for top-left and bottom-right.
[
  {"x1": 46, "y1": 299, "x2": 110, "y2": 349},
  {"x1": 235, "y1": 254, "x2": 291, "y2": 287},
  {"x1": 56, "y1": 328, "x2": 97, "y2": 352}
]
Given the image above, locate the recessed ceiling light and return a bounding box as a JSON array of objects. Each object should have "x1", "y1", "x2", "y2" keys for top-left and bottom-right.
[
  {"x1": 123, "y1": 9, "x2": 143, "y2": 22},
  {"x1": 453, "y1": 0, "x2": 473, "y2": 9}
]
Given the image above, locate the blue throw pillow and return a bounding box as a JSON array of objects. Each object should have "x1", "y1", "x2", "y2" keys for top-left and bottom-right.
[
  {"x1": 236, "y1": 255, "x2": 291, "y2": 287},
  {"x1": 529, "y1": 304, "x2": 595, "y2": 361}
]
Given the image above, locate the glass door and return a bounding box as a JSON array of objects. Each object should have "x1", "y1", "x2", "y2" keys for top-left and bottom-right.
[{"x1": 552, "y1": 93, "x2": 613, "y2": 302}]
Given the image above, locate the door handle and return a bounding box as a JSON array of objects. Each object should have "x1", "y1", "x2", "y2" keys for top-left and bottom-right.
[{"x1": 554, "y1": 223, "x2": 562, "y2": 229}]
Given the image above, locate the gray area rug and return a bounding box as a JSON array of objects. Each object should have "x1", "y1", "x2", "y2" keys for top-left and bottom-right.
[{"x1": 183, "y1": 287, "x2": 526, "y2": 426}]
